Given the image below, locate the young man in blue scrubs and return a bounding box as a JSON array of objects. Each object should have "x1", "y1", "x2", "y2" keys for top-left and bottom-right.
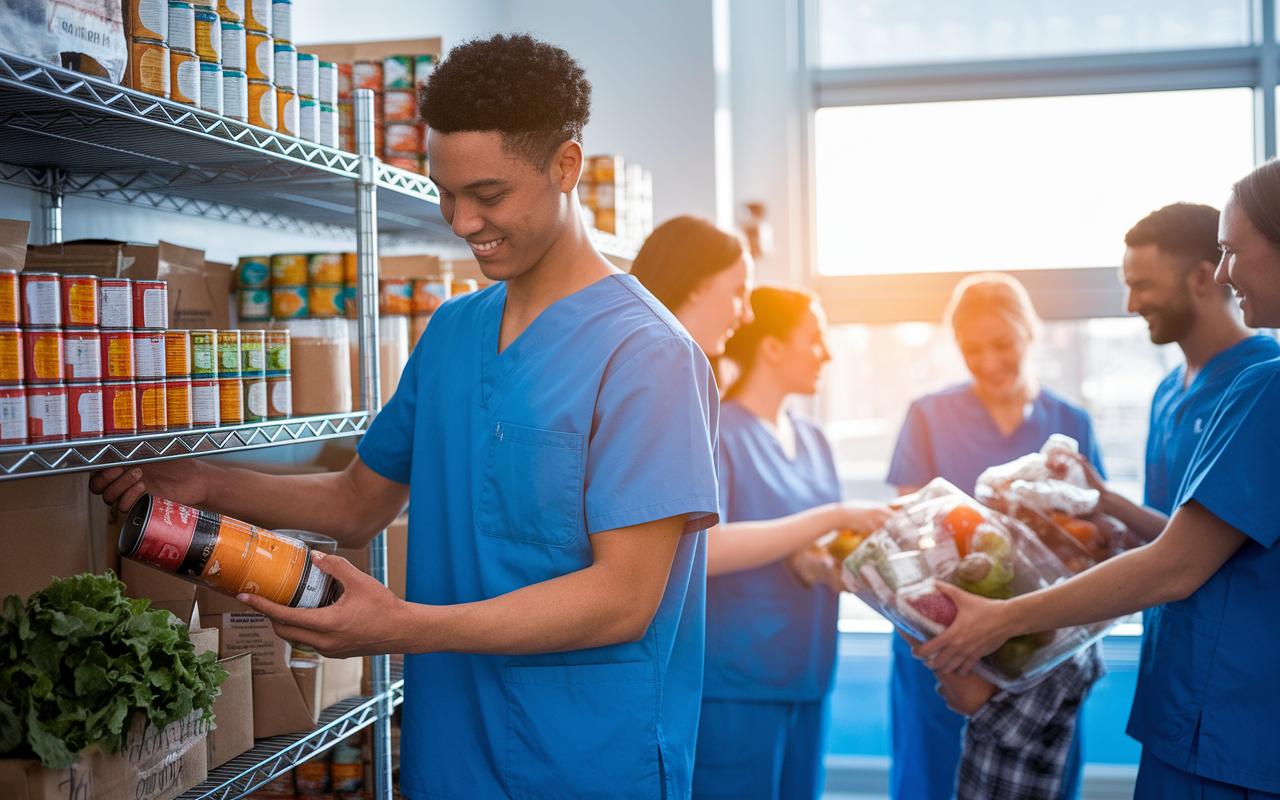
[{"x1": 91, "y1": 34, "x2": 720, "y2": 800}]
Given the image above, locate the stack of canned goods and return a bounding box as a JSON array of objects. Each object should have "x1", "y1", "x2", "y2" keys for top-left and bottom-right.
[
  {"x1": 124, "y1": 0, "x2": 199, "y2": 104},
  {"x1": 236, "y1": 252, "x2": 356, "y2": 321},
  {"x1": 208, "y1": 327, "x2": 291, "y2": 423},
  {"x1": 336, "y1": 52, "x2": 434, "y2": 173}
]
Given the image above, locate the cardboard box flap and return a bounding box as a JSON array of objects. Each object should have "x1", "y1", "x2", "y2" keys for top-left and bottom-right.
[{"x1": 0, "y1": 219, "x2": 29, "y2": 272}]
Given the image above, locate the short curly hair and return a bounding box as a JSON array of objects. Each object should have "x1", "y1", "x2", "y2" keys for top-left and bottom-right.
[{"x1": 420, "y1": 34, "x2": 591, "y2": 169}]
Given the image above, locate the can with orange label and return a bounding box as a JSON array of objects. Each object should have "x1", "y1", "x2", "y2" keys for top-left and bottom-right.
[
  {"x1": 384, "y1": 88, "x2": 417, "y2": 123},
  {"x1": 24, "y1": 328, "x2": 64, "y2": 384},
  {"x1": 135, "y1": 379, "x2": 167, "y2": 431},
  {"x1": 134, "y1": 329, "x2": 167, "y2": 379},
  {"x1": 271, "y1": 253, "x2": 308, "y2": 286},
  {"x1": 342, "y1": 252, "x2": 358, "y2": 285},
  {"x1": 271, "y1": 286, "x2": 308, "y2": 318},
  {"x1": 171, "y1": 48, "x2": 201, "y2": 105},
  {"x1": 307, "y1": 285, "x2": 344, "y2": 317},
  {"x1": 130, "y1": 38, "x2": 171, "y2": 99},
  {"x1": 59, "y1": 275, "x2": 99, "y2": 327},
  {"x1": 129, "y1": 0, "x2": 168, "y2": 39},
  {"x1": 120, "y1": 495, "x2": 342, "y2": 607},
  {"x1": 21, "y1": 273, "x2": 61, "y2": 327},
  {"x1": 248, "y1": 79, "x2": 276, "y2": 130},
  {"x1": 276, "y1": 86, "x2": 299, "y2": 137},
  {"x1": 166, "y1": 378, "x2": 193, "y2": 430},
  {"x1": 351, "y1": 59, "x2": 381, "y2": 91},
  {"x1": 0, "y1": 386, "x2": 26, "y2": 444},
  {"x1": 194, "y1": 9, "x2": 221, "y2": 62},
  {"x1": 379, "y1": 278, "x2": 412, "y2": 315},
  {"x1": 218, "y1": 376, "x2": 243, "y2": 424},
  {"x1": 101, "y1": 330, "x2": 135, "y2": 380},
  {"x1": 0, "y1": 328, "x2": 21, "y2": 386},
  {"x1": 133, "y1": 281, "x2": 168, "y2": 329},
  {"x1": 306, "y1": 253, "x2": 344, "y2": 285},
  {"x1": 266, "y1": 373, "x2": 290, "y2": 419},
  {"x1": 411, "y1": 278, "x2": 449, "y2": 314},
  {"x1": 191, "y1": 377, "x2": 218, "y2": 427},
  {"x1": 0, "y1": 270, "x2": 18, "y2": 325},
  {"x1": 246, "y1": 30, "x2": 272, "y2": 81},
  {"x1": 217, "y1": 0, "x2": 244, "y2": 23},
  {"x1": 165, "y1": 330, "x2": 192, "y2": 377},
  {"x1": 102, "y1": 381, "x2": 137, "y2": 436},
  {"x1": 67, "y1": 382, "x2": 104, "y2": 440},
  {"x1": 63, "y1": 329, "x2": 102, "y2": 382},
  {"x1": 27, "y1": 384, "x2": 68, "y2": 443},
  {"x1": 245, "y1": 0, "x2": 270, "y2": 33},
  {"x1": 99, "y1": 278, "x2": 133, "y2": 328}
]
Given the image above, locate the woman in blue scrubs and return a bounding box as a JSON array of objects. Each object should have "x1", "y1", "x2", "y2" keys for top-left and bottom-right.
[
  {"x1": 887, "y1": 272, "x2": 1103, "y2": 800},
  {"x1": 918, "y1": 159, "x2": 1280, "y2": 799}
]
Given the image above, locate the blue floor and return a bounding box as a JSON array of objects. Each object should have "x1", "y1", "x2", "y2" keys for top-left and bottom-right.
[{"x1": 827, "y1": 632, "x2": 1142, "y2": 765}]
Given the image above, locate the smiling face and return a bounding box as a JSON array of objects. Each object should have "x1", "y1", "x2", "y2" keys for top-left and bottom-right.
[
  {"x1": 1217, "y1": 196, "x2": 1280, "y2": 328},
  {"x1": 428, "y1": 129, "x2": 579, "y2": 282},
  {"x1": 772, "y1": 305, "x2": 832, "y2": 396},
  {"x1": 674, "y1": 254, "x2": 755, "y2": 357},
  {"x1": 1122, "y1": 243, "x2": 1198, "y2": 345},
  {"x1": 954, "y1": 312, "x2": 1031, "y2": 401}
]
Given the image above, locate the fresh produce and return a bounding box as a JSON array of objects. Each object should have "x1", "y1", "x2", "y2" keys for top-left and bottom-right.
[
  {"x1": 0, "y1": 572, "x2": 226, "y2": 769},
  {"x1": 941, "y1": 504, "x2": 985, "y2": 557},
  {"x1": 826, "y1": 529, "x2": 870, "y2": 562}
]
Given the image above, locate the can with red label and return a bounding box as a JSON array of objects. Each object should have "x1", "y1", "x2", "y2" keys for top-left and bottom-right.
[
  {"x1": 67, "y1": 382, "x2": 104, "y2": 440},
  {"x1": 191, "y1": 377, "x2": 218, "y2": 427},
  {"x1": 61, "y1": 275, "x2": 100, "y2": 328},
  {"x1": 0, "y1": 270, "x2": 19, "y2": 326},
  {"x1": 24, "y1": 328, "x2": 64, "y2": 384},
  {"x1": 134, "y1": 329, "x2": 167, "y2": 379},
  {"x1": 0, "y1": 385, "x2": 26, "y2": 443},
  {"x1": 165, "y1": 330, "x2": 192, "y2": 377},
  {"x1": 219, "y1": 377, "x2": 243, "y2": 424},
  {"x1": 0, "y1": 327, "x2": 21, "y2": 386},
  {"x1": 132, "y1": 280, "x2": 169, "y2": 329},
  {"x1": 99, "y1": 278, "x2": 133, "y2": 328},
  {"x1": 103, "y1": 381, "x2": 137, "y2": 436},
  {"x1": 20, "y1": 273, "x2": 61, "y2": 327},
  {"x1": 267, "y1": 373, "x2": 290, "y2": 419},
  {"x1": 101, "y1": 330, "x2": 135, "y2": 380},
  {"x1": 166, "y1": 378, "x2": 193, "y2": 430},
  {"x1": 63, "y1": 328, "x2": 102, "y2": 383},
  {"x1": 27, "y1": 383, "x2": 68, "y2": 443},
  {"x1": 135, "y1": 379, "x2": 167, "y2": 431}
]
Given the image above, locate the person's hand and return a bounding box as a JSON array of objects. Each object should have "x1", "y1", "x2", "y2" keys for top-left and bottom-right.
[
  {"x1": 934, "y1": 669, "x2": 998, "y2": 716},
  {"x1": 89, "y1": 458, "x2": 210, "y2": 512},
  {"x1": 236, "y1": 551, "x2": 410, "y2": 658},
  {"x1": 786, "y1": 546, "x2": 838, "y2": 590},
  {"x1": 912, "y1": 582, "x2": 1019, "y2": 675},
  {"x1": 836, "y1": 501, "x2": 894, "y2": 533}
]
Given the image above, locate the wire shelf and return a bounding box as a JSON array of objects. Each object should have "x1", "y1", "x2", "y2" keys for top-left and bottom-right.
[{"x1": 0, "y1": 412, "x2": 369, "y2": 480}]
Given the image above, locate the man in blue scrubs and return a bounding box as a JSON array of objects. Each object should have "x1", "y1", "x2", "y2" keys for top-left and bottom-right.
[{"x1": 91, "y1": 35, "x2": 720, "y2": 800}]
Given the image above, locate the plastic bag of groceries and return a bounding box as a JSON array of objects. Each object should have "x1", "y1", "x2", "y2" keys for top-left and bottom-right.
[
  {"x1": 0, "y1": 0, "x2": 127, "y2": 83},
  {"x1": 841, "y1": 478, "x2": 1114, "y2": 690},
  {"x1": 975, "y1": 434, "x2": 1144, "y2": 573}
]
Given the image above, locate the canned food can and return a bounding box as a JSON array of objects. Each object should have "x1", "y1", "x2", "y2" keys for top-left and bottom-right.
[
  {"x1": 307, "y1": 253, "x2": 344, "y2": 284},
  {"x1": 337, "y1": 98, "x2": 354, "y2": 151},
  {"x1": 165, "y1": 329, "x2": 191, "y2": 377},
  {"x1": 194, "y1": 8, "x2": 220, "y2": 62},
  {"x1": 199, "y1": 62, "x2": 223, "y2": 113},
  {"x1": 342, "y1": 252, "x2": 358, "y2": 285},
  {"x1": 133, "y1": 329, "x2": 167, "y2": 379},
  {"x1": 385, "y1": 156, "x2": 418, "y2": 173},
  {"x1": 386, "y1": 122, "x2": 424, "y2": 154},
  {"x1": 120, "y1": 495, "x2": 342, "y2": 607},
  {"x1": 24, "y1": 328, "x2": 63, "y2": 384},
  {"x1": 379, "y1": 278, "x2": 412, "y2": 316},
  {"x1": 318, "y1": 60, "x2": 338, "y2": 105},
  {"x1": 270, "y1": 253, "x2": 307, "y2": 286},
  {"x1": 245, "y1": 0, "x2": 270, "y2": 33},
  {"x1": 452, "y1": 278, "x2": 479, "y2": 296},
  {"x1": 266, "y1": 373, "x2": 291, "y2": 418},
  {"x1": 27, "y1": 384, "x2": 68, "y2": 443},
  {"x1": 236, "y1": 255, "x2": 271, "y2": 288},
  {"x1": 0, "y1": 385, "x2": 26, "y2": 444},
  {"x1": 271, "y1": 0, "x2": 291, "y2": 42},
  {"x1": 412, "y1": 278, "x2": 449, "y2": 314},
  {"x1": 171, "y1": 48, "x2": 201, "y2": 105},
  {"x1": 20, "y1": 272, "x2": 61, "y2": 327},
  {"x1": 67, "y1": 382, "x2": 104, "y2": 439},
  {"x1": 336, "y1": 62, "x2": 351, "y2": 98},
  {"x1": 217, "y1": 0, "x2": 243, "y2": 22},
  {"x1": 168, "y1": 2, "x2": 195, "y2": 51},
  {"x1": 0, "y1": 270, "x2": 18, "y2": 326},
  {"x1": 273, "y1": 42, "x2": 296, "y2": 90},
  {"x1": 58, "y1": 275, "x2": 98, "y2": 328},
  {"x1": 243, "y1": 375, "x2": 266, "y2": 422},
  {"x1": 166, "y1": 378, "x2": 193, "y2": 430},
  {"x1": 295, "y1": 52, "x2": 318, "y2": 98},
  {"x1": 130, "y1": 38, "x2": 171, "y2": 98},
  {"x1": 351, "y1": 59, "x2": 381, "y2": 91},
  {"x1": 98, "y1": 278, "x2": 132, "y2": 328},
  {"x1": 240, "y1": 329, "x2": 265, "y2": 375},
  {"x1": 238, "y1": 289, "x2": 270, "y2": 320},
  {"x1": 63, "y1": 328, "x2": 102, "y2": 382},
  {"x1": 129, "y1": 0, "x2": 168, "y2": 39},
  {"x1": 190, "y1": 330, "x2": 218, "y2": 377},
  {"x1": 191, "y1": 377, "x2": 218, "y2": 426},
  {"x1": 246, "y1": 30, "x2": 272, "y2": 82},
  {"x1": 413, "y1": 53, "x2": 436, "y2": 90},
  {"x1": 271, "y1": 286, "x2": 307, "y2": 318},
  {"x1": 307, "y1": 285, "x2": 344, "y2": 317},
  {"x1": 135, "y1": 379, "x2": 167, "y2": 431},
  {"x1": 101, "y1": 330, "x2": 135, "y2": 380},
  {"x1": 217, "y1": 331, "x2": 240, "y2": 377},
  {"x1": 265, "y1": 329, "x2": 289, "y2": 374},
  {"x1": 339, "y1": 285, "x2": 357, "y2": 318},
  {"x1": 222, "y1": 68, "x2": 247, "y2": 121},
  {"x1": 218, "y1": 376, "x2": 243, "y2": 424},
  {"x1": 0, "y1": 328, "x2": 21, "y2": 385},
  {"x1": 102, "y1": 381, "x2": 137, "y2": 435},
  {"x1": 383, "y1": 54, "x2": 413, "y2": 89},
  {"x1": 298, "y1": 97, "x2": 319, "y2": 142},
  {"x1": 276, "y1": 86, "x2": 299, "y2": 137},
  {"x1": 132, "y1": 280, "x2": 168, "y2": 329},
  {"x1": 384, "y1": 88, "x2": 417, "y2": 123},
  {"x1": 248, "y1": 79, "x2": 276, "y2": 130},
  {"x1": 318, "y1": 101, "x2": 337, "y2": 148},
  {"x1": 220, "y1": 20, "x2": 246, "y2": 73}
]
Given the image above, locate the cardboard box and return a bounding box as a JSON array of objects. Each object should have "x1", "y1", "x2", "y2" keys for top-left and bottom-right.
[
  {"x1": 300, "y1": 37, "x2": 441, "y2": 64},
  {"x1": 24, "y1": 240, "x2": 128, "y2": 277},
  {"x1": 443, "y1": 258, "x2": 483, "y2": 282},
  {"x1": 0, "y1": 218, "x2": 29, "y2": 271},
  {"x1": 380, "y1": 254, "x2": 441, "y2": 279},
  {"x1": 207, "y1": 653, "x2": 253, "y2": 769},
  {"x1": 0, "y1": 710, "x2": 207, "y2": 800},
  {"x1": 0, "y1": 474, "x2": 96, "y2": 601},
  {"x1": 217, "y1": 612, "x2": 291, "y2": 675}
]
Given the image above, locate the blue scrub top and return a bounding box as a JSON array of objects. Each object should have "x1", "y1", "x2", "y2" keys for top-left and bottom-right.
[
  {"x1": 1143, "y1": 335, "x2": 1280, "y2": 514},
  {"x1": 358, "y1": 274, "x2": 720, "y2": 800},
  {"x1": 703, "y1": 400, "x2": 843, "y2": 702},
  {"x1": 1128, "y1": 357, "x2": 1280, "y2": 795}
]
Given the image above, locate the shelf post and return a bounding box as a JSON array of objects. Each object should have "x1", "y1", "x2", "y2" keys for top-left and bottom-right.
[
  {"x1": 354, "y1": 86, "x2": 393, "y2": 800},
  {"x1": 41, "y1": 170, "x2": 64, "y2": 245}
]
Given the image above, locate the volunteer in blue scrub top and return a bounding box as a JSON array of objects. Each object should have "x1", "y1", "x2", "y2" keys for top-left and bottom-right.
[
  {"x1": 918, "y1": 158, "x2": 1280, "y2": 799},
  {"x1": 92, "y1": 36, "x2": 720, "y2": 800},
  {"x1": 886, "y1": 272, "x2": 1104, "y2": 800}
]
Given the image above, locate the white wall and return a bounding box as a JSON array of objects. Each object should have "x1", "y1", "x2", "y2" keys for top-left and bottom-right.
[{"x1": 293, "y1": 0, "x2": 502, "y2": 53}]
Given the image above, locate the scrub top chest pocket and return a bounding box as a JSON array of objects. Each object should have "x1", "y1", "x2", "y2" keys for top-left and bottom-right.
[{"x1": 477, "y1": 422, "x2": 585, "y2": 547}]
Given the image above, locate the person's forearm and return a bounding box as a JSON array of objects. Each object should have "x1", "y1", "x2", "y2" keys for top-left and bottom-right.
[
  {"x1": 1099, "y1": 490, "x2": 1167, "y2": 543},
  {"x1": 706, "y1": 504, "x2": 842, "y2": 576}
]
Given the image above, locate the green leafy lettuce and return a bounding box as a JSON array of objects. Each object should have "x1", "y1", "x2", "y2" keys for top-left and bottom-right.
[{"x1": 0, "y1": 572, "x2": 227, "y2": 768}]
